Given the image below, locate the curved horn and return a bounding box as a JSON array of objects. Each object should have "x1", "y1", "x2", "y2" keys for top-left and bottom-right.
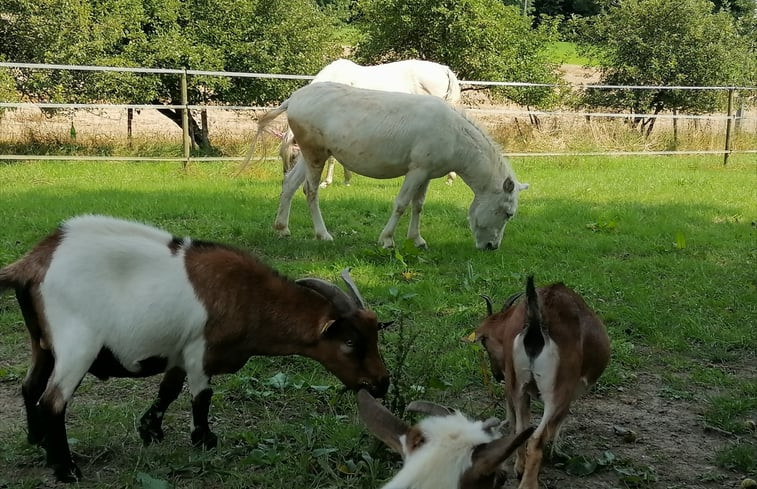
[
  {"x1": 340, "y1": 267, "x2": 366, "y2": 309},
  {"x1": 296, "y1": 277, "x2": 355, "y2": 316},
  {"x1": 501, "y1": 291, "x2": 525, "y2": 312},
  {"x1": 405, "y1": 400, "x2": 454, "y2": 417},
  {"x1": 480, "y1": 294, "x2": 493, "y2": 316}
]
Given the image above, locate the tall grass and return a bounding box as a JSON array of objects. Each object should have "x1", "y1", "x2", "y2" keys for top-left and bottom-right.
[{"x1": 0, "y1": 155, "x2": 755, "y2": 487}]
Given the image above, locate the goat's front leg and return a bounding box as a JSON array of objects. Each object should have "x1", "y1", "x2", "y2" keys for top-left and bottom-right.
[
  {"x1": 274, "y1": 156, "x2": 307, "y2": 237},
  {"x1": 379, "y1": 171, "x2": 428, "y2": 248},
  {"x1": 407, "y1": 179, "x2": 430, "y2": 248},
  {"x1": 139, "y1": 367, "x2": 186, "y2": 444}
]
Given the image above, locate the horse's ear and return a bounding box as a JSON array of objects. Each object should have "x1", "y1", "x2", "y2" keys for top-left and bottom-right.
[{"x1": 503, "y1": 177, "x2": 515, "y2": 193}]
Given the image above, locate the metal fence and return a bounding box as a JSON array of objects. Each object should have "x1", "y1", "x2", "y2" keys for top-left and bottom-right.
[{"x1": 1, "y1": 61, "x2": 755, "y2": 166}]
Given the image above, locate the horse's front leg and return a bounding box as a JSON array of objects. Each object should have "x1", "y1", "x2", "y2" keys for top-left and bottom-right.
[
  {"x1": 320, "y1": 159, "x2": 336, "y2": 188},
  {"x1": 274, "y1": 156, "x2": 307, "y2": 236},
  {"x1": 378, "y1": 171, "x2": 428, "y2": 248},
  {"x1": 407, "y1": 179, "x2": 430, "y2": 248}
]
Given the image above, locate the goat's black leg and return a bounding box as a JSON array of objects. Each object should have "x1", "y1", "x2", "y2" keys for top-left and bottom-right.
[
  {"x1": 39, "y1": 387, "x2": 81, "y2": 483},
  {"x1": 139, "y1": 367, "x2": 186, "y2": 444},
  {"x1": 190, "y1": 387, "x2": 217, "y2": 449},
  {"x1": 22, "y1": 341, "x2": 54, "y2": 446}
]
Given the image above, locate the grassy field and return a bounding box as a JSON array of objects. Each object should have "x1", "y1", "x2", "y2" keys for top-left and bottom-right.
[{"x1": 0, "y1": 155, "x2": 755, "y2": 488}]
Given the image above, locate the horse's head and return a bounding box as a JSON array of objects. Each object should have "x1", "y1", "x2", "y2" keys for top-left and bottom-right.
[{"x1": 468, "y1": 175, "x2": 529, "y2": 250}]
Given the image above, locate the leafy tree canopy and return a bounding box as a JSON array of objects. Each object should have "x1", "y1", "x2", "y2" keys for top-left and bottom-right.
[
  {"x1": 0, "y1": 0, "x2": 340, "y2": 145},
  {"x1": 571, "y1": 0, "x2": 755, "y2": 133},
  {"x1": 354, "y1": 0, "x2": 562, "y2": 107}
]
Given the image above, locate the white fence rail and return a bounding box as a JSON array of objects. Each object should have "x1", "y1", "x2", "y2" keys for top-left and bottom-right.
[{"x1": 1, "y1": 62, "x2": 755, "y2": 165}]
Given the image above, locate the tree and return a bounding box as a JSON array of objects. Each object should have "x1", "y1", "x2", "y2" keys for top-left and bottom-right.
[
  {"x1": 572, "y1": 0, "x2": 755, "y2": 135},
  {"x1": 0, "y1": 0, "x2": 340, "y2": 149},
  {"x1": 354, "y1": 0, "x2": 562, "y2": 107}
]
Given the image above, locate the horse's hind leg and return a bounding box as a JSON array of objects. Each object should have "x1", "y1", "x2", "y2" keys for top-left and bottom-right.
[
  {"x1": 274, "y1": 156, "x2": 308, "y2": 236},
  {"x1": 407, "y1": 179, "x2": 430, "y2": 248},
  {"x1": 300, "y1": 149, "x2": 333, "y2": 241}
]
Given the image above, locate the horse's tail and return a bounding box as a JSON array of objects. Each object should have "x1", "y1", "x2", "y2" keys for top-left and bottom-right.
[
  {"x1": 278, "y1": 126, "x2": 299, "y2": 175},
  {"x1": 444, "y1": 67, "x2": 462, "y2": 105},
  {"x1": 237, "y1": 100, "x2": 290, "y2": 175}
]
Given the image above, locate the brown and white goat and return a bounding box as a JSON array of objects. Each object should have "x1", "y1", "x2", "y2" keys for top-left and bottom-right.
[
  {"x1": 0, "y1": 215, "x2": 390, "y2": 482},
  {"x1": 357, "y1": 390, "x2": 535, "y2": 489},
  {"x1": 473, "y1": 276, "x2": 610, "y2": 489}
]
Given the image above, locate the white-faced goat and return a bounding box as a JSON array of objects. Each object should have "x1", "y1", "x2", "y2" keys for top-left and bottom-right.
[
  {"x1": 473, "y1": 276, "x2": 610, "y2": 489},
  {"x1": 357, "y1": 390, "x2": 535, "y2": 489},
  {"x1": 0, "y1": 215, "x2": 391, "y2": 482}
]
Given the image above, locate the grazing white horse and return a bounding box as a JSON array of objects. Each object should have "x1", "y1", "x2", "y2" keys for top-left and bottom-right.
[
  {"x1": 245, "y1": 82, "x2": 528, "y2": 251},
  {"x1": 280, "y1": 59, "x2": 462, "y2": 187}
]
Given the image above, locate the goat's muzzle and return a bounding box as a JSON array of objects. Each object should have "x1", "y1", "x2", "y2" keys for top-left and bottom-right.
[{"x1": 361, "y1": 376, "x2": 390, "y2": 398}]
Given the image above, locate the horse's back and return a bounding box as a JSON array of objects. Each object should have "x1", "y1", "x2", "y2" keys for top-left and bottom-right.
[{"x1": 286, "y1": 83, "x2": 464, "y2": 178}]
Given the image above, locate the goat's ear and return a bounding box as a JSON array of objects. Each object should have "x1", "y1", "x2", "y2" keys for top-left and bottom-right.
[
  {"x1": 406, "y1": 400, "x2": 454, "y2": 417},
  {"x1": 319, "y1": 319, "x2": 337, "y2": 336},
  {"x1": 357, "y1": 389, "x2": 409, "y2": 455},
  {"x1": 465, "y1": 426, "x2": 535, "y2": 478}
]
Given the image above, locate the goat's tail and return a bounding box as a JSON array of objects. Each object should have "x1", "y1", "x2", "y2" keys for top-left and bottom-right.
[
  {"x1": 0, "y1": 262, "x2": 23, "y2": 294},
  {"x1": 522, "y1": 275, "x2": 546, "y2": 357},
  {"x1": 236, "y1": 100, "x2": 290, "y2": 176}
]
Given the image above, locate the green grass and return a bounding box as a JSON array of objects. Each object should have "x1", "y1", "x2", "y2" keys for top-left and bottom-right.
[
  {"x1": 544, "y1": 41, "x2": 596, "y2": 66},
  {"x1": 0, "y1": 155, "x2": 755, "y2": 487}
]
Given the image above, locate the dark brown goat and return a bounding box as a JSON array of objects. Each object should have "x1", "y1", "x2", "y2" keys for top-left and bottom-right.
[
  {"x1": 0, "y1": 215, "x2": 390, "y2": 482},
  {"x1": 474, "y1": 276, "x2": 610, "y2": 489}
]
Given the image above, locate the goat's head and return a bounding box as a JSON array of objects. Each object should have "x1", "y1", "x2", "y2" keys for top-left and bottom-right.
[
  {"x1": 297, "y1": 269, "x2": 391, "y2": 398},
  {"x1": 473, "y1": 291, "x2": 526, "y2": 384},
  {"x1": 357, "y1": 390, "x2": 534, "y2": 489}
]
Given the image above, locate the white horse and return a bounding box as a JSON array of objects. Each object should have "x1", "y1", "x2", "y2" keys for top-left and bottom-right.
[
  {"x1": 246, "y1": 82, "x2": 528, "y2": 251},
  {"x1": 280, "y1": 59, "x2": 461, "y2": 187}
]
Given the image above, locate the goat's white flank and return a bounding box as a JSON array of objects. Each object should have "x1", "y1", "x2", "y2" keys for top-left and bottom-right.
[
  {"x1": 249, "y1": 82, "x2": 528, "y2": 250},
  {"x1": 40, "y1": 216, "x2": 210, "y2": 405}
]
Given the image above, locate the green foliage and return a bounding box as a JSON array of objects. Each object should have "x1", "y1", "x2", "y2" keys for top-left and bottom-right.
[
  {"x1": 354, "y1": 0, "x2": 562, "y2": 106},
  {"x1": 0, "y1": 0, "x2": 340, "y2": 140},
  {"x1": 571, "y1": 0, "x2": 755, "y2": 134}
]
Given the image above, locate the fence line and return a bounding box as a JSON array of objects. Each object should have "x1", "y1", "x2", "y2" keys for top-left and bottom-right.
[
  {"x1": 2, "y1": 61, "x2": 756, "y2": 91},
  {"x1": 1, "y1": 61, "x2": 755, "y2": 165},
  {"x1": 1, "y1": 101, "x2": 750, "y2": 122}
]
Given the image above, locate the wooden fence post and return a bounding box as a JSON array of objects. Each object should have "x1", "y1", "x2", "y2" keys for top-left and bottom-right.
[
  {"x1": 127, "y1": 108, "x2": 133, "y2": 149},
  {"x1": 181, "y1": 68, "x2": 190, "y2": 168},
  {"x1": 723, "y1": 88, "x2": 734, "y2": 166}
]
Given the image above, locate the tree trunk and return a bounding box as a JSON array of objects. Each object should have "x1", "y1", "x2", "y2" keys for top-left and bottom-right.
[{"x1": 156, "y1": 106, "x2": 211, "y2": 150}]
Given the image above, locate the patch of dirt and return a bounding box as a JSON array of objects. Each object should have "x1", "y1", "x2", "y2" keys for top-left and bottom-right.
[{"x1": 532, "y1": 370, "x2": 748, "y2": 489}]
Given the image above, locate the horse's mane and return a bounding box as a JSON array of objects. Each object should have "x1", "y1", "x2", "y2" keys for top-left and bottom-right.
[{"x1": 454, "y1": 107, "x2": 514, "y2": 176}]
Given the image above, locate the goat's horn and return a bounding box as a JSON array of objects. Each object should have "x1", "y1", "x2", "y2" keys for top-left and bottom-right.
[
  {"x1": 296, "y1": 277, "x2": 355, "y2": 316},
  {"x1": 501, "y1": 291, "x2": 525, "y2": 312},
  {"x1": 405, "y1": 400, "x2": 454, "y2": 417},
  {"x1": 481, "y1": 417, "x2": 501, "y2": 431},
  {"x1": 340, "y1": 267, "x2": 367, "y2": 309},
  {"x1": 480, "y1": 294, "x2": 493, "y2": 316}
]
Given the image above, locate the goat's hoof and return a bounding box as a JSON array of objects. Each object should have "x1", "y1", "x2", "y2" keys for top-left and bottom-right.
[
  {"x1": 191, "y1": 428, "x2": 218, "y2": 449},
  {"x1": 52, "y1": 462, "x2": 82, "y2": 483},
  {"x1": 138, "y1": 424, "x2": 164, "y2": 445},
  {"x1": 319, "y1": 181, "x2": 331, "y2": 189},
  {"x1": 315, "y1": 232, "x2": 334, "y2": 241}
]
